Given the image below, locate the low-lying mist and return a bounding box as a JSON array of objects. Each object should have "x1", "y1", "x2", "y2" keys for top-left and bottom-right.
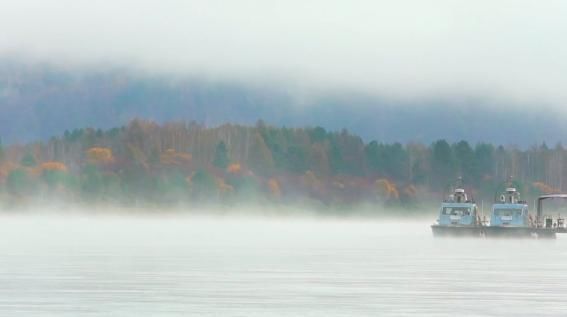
[
  {"x1": 2, "y1": 202, "x2": 567, "y2": 316},
  {"x1": 0, "y1": 209, "x2": 434, "y2": 259},
  {"x1": 0, "y1": 202, "x2": 439, "y2": 221}
]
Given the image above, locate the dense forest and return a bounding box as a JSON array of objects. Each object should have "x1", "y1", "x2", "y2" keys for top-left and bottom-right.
[{"x1": 0, "y1": 119, "x2": 565, "y2": 210}]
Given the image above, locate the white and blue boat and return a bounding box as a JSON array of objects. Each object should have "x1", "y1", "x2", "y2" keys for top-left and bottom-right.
[
  {"x1": 484, "y1": 187, "x2": 555, "y2": 238},
  {"x1": 431, "y1": 186, "x2": 483, "y2": 237}
]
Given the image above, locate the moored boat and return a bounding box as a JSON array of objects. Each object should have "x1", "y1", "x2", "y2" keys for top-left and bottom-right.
[
  {"x1": 484, "y1": 186, "x2": 562, "y2": 239},
  {"x1": 431, "y1": 185, "x2": 483, "y2": 237},
  {"x1": 431, "y1": 178, "x2": 567, "y2": 239},
  {"x1": 483, "y1": 187, "x2": 533, "y2": 238}
]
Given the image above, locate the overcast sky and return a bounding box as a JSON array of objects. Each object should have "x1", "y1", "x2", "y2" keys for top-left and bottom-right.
[{"x1": 1, "y1": 0, "x2": 566, "y2": 106}]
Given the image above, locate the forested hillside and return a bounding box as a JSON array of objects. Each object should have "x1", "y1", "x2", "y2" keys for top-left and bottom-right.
[
  {"x1": 1, "y1": 61, "x2": 567, "y2": 146},
  {"x1": 0, "y1": 119, "x2": 564, "y2": 210}
]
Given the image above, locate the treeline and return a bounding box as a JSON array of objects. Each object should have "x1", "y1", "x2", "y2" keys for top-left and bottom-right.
[{"x1": 0, "y1": 119, "x2": 564, "y2": 209}]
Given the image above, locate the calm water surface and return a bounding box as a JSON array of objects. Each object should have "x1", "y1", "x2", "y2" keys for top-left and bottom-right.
[{"x1": 0, "y1": 215, "x2": 566, "y2": 316}]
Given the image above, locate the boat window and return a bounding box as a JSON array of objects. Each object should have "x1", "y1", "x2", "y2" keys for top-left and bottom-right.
[
  {"x1": 494, "y1": 209, "x2": 523, "y2": 217},
  {"x1": 442, "y1": 207, "x2": 471, "y2": 216}
]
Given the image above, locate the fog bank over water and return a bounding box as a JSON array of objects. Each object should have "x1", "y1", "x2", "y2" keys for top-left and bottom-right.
[
  {"x1": 0, "y1": 204, "x2": 440, "y2": 220},
  {"x1": 2, "y1": 1, "x2": 567, "y2": 107}
]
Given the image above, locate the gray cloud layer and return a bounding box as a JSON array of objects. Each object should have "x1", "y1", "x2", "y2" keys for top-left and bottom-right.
[{"x1": 1, "y1": 0, "x2": 567, "y2": 106}]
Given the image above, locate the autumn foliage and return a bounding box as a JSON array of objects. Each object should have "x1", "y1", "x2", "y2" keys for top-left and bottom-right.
[
  {"x1": 375, "y1": 178, "x2": 399, "y2": 201},
  {"x1": 227, "y1": 163, "x2": 242, "y2": 174},
  {"x1": 86, "y1": 147, "x2": 114, "y2": 165},
  {"x1": 532, "y1": 182, "x2": 560, "y2": 194},
  {"x1": 268, "y1": 178, "x2": 281, "y2": 198},
  {"x1": 160, "y1": 149, "x2": 192, "y2": 166},
  {"x1": 40, "y1": 161, "x2": 68, "y2": 172},
  {"x1": 1, "y1": 119, "x2": 566, "y2": 208}
]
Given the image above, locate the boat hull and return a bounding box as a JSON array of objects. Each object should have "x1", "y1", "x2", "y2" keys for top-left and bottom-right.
[
  {"x1": 483, "y1": 226, "x2": 556, "y2": 239},
  {"x1": 431, "y1": 225, "x2": 558, "y2": 239},
  {"x1": 431, "y1": 225, "x2": 483, "y2": 237}
]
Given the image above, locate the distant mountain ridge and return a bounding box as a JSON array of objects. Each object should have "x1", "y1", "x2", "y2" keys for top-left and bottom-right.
[{"x1": 0, "y1": 61, "x2": 565, "y2": 146}]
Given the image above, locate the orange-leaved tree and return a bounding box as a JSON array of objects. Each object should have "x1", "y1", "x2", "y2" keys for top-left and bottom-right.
[
  {"x1": 268, "y1": 178, "x2": 281, "y2": 198},
  {"x1": 39, "y1": 161, "x2": 68, "y2": 189},
  {"x1": 375, "y1": 178, "x2": 399, "y2": 202},
  {"x1": 86, "y1": 147, "x2": 114, "y2": 165},
  {"x1": 227, "y1": 163, "x2": 242, "y2": 174}
]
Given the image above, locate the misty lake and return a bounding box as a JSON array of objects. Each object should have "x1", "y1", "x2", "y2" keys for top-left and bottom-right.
[{"x1": 0, "y1": 214, "x2": 566, "y2": 316}]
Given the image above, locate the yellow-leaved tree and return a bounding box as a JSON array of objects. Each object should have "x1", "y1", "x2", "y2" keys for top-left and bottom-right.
[
  {"x1": 39, "y1": 161, "x2": 68, "y2": 189},
  {"x1": 160, "y1": 148, "x2": 192, "y2": 166},
  {"x1": 40, "y1": 161, "x2": 68, "y2": 172},
  {"x1": 375, "y1": 178, "x2": 399, "y2": 202}
]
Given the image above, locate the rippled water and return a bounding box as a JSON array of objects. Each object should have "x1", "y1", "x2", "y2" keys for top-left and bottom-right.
[{"x1": 0, "y1": 215, "x2": 566, "y2": 316}]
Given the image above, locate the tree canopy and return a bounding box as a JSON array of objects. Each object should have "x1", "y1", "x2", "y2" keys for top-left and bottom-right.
[{"x1": 0, "y1": 119, "x2": 564, "y2": 209}]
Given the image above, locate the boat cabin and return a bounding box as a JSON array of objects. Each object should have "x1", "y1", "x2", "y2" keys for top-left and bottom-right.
[
  {"x1": 438, "y1": 188, "x2": 478, "y2": 226},
  {"x1": 490, "y1": 188, "x2": 529, "y2": 227}
]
